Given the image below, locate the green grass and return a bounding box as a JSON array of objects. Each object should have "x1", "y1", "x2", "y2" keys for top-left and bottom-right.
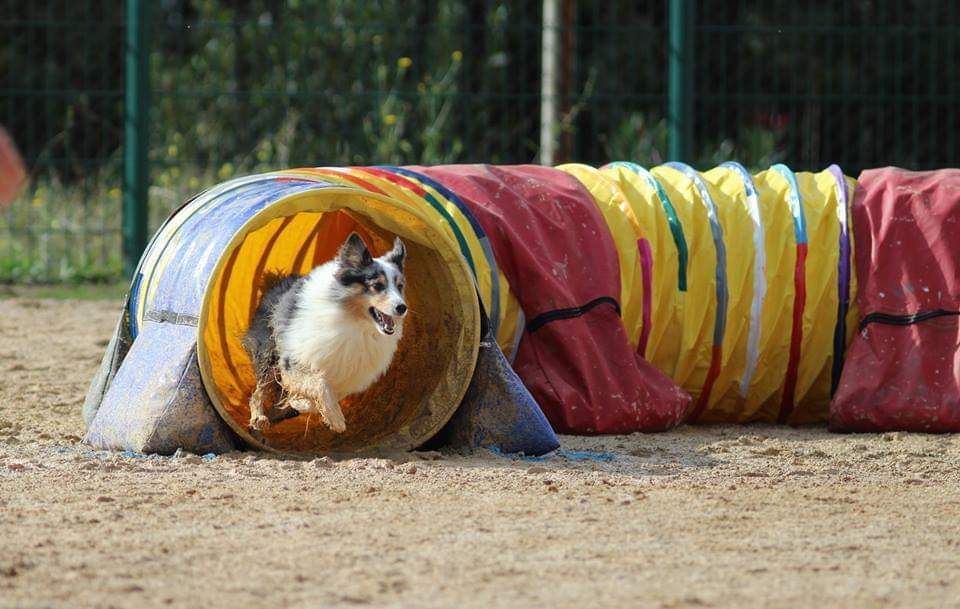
[
  {"x1": 0, "y1": 165, "x2": 220, "y2": 284},
  {"x1": 0, "y1": 169, "x2": 124, "y2": 283},
  {"x1": 0, "y1": 281, "x2": 128, "y2": 300}
]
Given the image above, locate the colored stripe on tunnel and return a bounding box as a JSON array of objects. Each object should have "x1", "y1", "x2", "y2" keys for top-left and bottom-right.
[
  {"x1": 298, "y1": 167, "x2": 388, "y2": 195},
  {"x1": 772, "y1": 164, "x2": 808, "y2": 423},
  {"x1": 384, "y1": 167, "x2": 487, "y2": 235},
  {"x1": 828, "y1": 164, "x2": 851, "y2": 395},
  {"x1": 379, "y1": 165, "x2": 503, "y2": 337},
  {"x1": 637, "y1": 238, "x2": 653, "y2": 358},
  {"x1": 128, "y1": 273, "x2": 143, "y2": 339},
  {"x1": 720, "y1": 161, "x2": 767, "y2": 398},
  {"x1": 353, "y1": 167, "x2": 479, "y2": 279},
  {"x1": 605, "y1": 161, "x2": 688, "y2": 292},
  {"x1": 665, "y1": 162, "x2": 729, "y2": 420}
]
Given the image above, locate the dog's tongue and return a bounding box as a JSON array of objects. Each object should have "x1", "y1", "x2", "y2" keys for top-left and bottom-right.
[{"x1": 382, "y1": 314, "x2": 395, "y2": 333}]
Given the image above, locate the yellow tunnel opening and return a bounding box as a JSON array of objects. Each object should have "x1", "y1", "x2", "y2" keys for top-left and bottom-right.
[{"x1": 198, "y1": 188, "x2": 481, "y2": 454}]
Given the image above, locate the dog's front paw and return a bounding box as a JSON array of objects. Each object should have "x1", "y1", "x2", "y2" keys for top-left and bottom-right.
[
  {"x1": 287, "y1": 395, "x2": 346, "y2": 433},
  {"x1": 320, "y1": 405, "x2": 347, "y2": 434},
  {"x1": 248, "y1": 413, "x2": 270, "y2": 431},
  {"x1": 287, "y1": 396, "x2": 317, "y2": 414}
]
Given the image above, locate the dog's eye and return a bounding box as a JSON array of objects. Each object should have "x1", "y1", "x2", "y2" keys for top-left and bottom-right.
[
  {"x1": 397, "y1": 282, "x2": 404, "y2": 292},
  {"x1": 372, "y1": 282, "x2": 385, "y2": 292}
]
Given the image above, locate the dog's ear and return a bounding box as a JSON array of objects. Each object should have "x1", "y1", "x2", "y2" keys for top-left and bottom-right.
[
  {"x1": 337, "y1": 232, "x2": 373, "y2": 269},
  {"x1": 385, "y1": 237, "x2": 406, "y2": 271}
]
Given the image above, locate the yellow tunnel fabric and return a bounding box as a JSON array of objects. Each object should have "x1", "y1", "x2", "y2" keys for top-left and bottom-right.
[
  {"x1": 841, "y1": 174, "x2": 860, "y2": 361},
  {"x1": 701, "y1": 165, "x2": 760, "y2": 413},
  {"x1": 581, "y1": 163, "x2": 858, "y2": 424},
  {"x1": 650, "y1": 165, "x2": 718, "y2": 392},
  {"x1": 694, "y1": 165, "x2": 755, "y2": 419}
]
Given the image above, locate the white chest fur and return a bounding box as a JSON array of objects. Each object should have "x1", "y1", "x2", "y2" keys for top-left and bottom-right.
[{"x1": 277, "y1": 265, "x2": 401, "y2": 398}]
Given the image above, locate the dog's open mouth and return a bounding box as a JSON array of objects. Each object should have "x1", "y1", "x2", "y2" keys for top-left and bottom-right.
[{"x1": 368, "y1": 307, "x2": 397, "y2": 335}]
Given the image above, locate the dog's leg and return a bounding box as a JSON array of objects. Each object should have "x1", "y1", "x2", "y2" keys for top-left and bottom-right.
[
  {"x1": 266, "y1": 381, "x2": 300, "y2": 424},
  {"x1": 244, "y1": 330, "x2": 282, "y2": 431},
  {"x1": 248, "y1": 376, "x2": 275, "y2": 431},
  {"x1": 280, "y1": 368, "x2": 346, "y2": 433},
  {"x1": 315, "y1": 382, "x2": 346, "y2": 433}
]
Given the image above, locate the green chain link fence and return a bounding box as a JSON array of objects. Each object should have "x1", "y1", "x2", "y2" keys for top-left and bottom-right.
[{"x1": 2, "y1": 0, "x2": 958, "y2": 282}]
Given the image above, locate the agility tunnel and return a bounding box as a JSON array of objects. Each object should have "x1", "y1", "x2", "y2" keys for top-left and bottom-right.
[
  {"x1": 82, "y1": 162, "x2": 960, "y2": 456},
  {"x1": 82, "y1": 169, "x2": 562, "y2": 455}
]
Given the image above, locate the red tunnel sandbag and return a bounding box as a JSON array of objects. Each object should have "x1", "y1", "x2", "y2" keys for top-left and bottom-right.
[
  {"x1": 413, "y1": 164, "x2": 691, "y2": 434},
  {"x1": 831, "y1": 168, "x2": 960, "y2": 432}
]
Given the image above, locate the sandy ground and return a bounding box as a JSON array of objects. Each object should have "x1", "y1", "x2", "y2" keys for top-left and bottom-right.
[{"x1": 1, "y1": 297, "x2": 959, "y2": 609}]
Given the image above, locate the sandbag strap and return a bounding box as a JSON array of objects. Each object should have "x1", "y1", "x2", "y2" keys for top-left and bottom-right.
[
  {"x1": 144, "y1": 309, "x2": 199, "y2": 326},
  {"x1": 526, "y1": 297, "x2": 621, "y2": 333},
  {"x1": 859, "y1": 309, "x2": 960, "y2": 331}
]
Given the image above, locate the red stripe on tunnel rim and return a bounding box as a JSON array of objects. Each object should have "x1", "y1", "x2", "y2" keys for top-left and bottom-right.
[
  {"x1": 779, "y1": 243, "x2": 808, "y2": 422},
  {"x1": 293, "y1": 167, "x2": 388, "y2": 195},
  {"x1": 771, "y1": 164, "x2": 809, "y2": 423},
  {"x1": 353, "y1": 166, "x2": 430, "y2": 196},
  {"x1": 689, "y1": 345, "x2": 723, "y2": 421}
]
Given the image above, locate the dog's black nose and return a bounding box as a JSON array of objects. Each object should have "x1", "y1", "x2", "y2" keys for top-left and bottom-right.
[{"x1": 395, "y1": 303, "x2": 407, "y2": 316}]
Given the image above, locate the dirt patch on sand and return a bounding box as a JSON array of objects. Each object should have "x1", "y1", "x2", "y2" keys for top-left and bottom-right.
[{"x1": 1, "y1": 297, "x2": 959, "y2": 609}]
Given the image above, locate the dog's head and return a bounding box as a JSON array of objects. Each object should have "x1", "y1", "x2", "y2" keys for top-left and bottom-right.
[{"x1": 333, "y1": 232, "x2": 407, "y2": 337}]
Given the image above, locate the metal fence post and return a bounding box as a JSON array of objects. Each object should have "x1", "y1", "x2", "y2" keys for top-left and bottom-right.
[
  {"x1": 668, "y1": 0, "x2": 693, "y2": 162},
  {"x1": 123, "y1": 0, "x2": 149, "y2": 277},
  {"x1": 539, "y1": 0, "x2": 560, "y2": 166}
]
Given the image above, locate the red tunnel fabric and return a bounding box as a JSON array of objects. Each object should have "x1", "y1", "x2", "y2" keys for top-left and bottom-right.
[
  {"x1": 411, "y1": 164, "x2": 691, "y2": 434},
  {"x1": 831, "y1": 168, "x2": 960, "y2": 432}
]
